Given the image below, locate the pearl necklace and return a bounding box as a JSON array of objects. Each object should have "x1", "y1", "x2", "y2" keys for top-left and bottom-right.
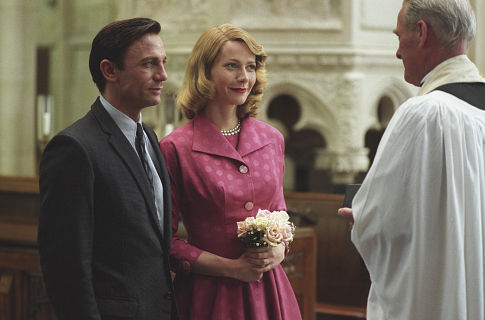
[{"x1": 220, "y1": 119, "x2": 241, "y2": 136}]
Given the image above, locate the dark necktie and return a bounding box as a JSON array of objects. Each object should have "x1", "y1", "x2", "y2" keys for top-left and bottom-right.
[
  {"x1": 135, "y1": 123, "x2": 154, "y2": 189},
  {"x1": 136, "y1": 123, "x2": 163, "y2": 233}
]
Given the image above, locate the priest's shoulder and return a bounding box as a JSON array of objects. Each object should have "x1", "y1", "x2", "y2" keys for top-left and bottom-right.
[{"x1": 400, "y1": 91, "x2": 464, "y2": 116}]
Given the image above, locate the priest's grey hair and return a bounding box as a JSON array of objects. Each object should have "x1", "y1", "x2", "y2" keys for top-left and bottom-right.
[{"x1": 402, "y1": 0, "x2": 476, "y2": 49}]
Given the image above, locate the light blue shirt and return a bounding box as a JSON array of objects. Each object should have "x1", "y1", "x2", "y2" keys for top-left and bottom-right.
[{"x1": 99, "y1": 95, "x2": 164, "y2": 233}]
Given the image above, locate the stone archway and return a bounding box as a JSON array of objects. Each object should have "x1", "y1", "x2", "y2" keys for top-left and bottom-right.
[
  {"x1": 262, "y1": 83, "x2": 336, "y2": 192},
  {"x1": 261, "y1": 80, "x2": 336, "y2": 142},
  {"x1": 365, "y1": 95, "x2": 394, "y2": 168}
]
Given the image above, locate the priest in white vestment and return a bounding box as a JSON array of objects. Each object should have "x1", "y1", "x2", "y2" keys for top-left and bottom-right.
[{"x1": 339, "y1": 1, "x2": 485, "y2": 319}]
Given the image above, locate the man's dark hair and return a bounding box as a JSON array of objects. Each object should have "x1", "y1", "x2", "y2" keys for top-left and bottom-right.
[{"x1": 89, "y1": 17, "x2": 161, "y2": 92}]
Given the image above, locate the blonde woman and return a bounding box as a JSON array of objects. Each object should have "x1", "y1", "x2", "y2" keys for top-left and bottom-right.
[{"x1": 160, "y1": 24, "x2": 301, "y2": 319}]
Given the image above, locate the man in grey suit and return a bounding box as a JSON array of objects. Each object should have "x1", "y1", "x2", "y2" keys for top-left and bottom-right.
[{"x1": 38, "y1": 18, "x2": 176, "y2": 319}]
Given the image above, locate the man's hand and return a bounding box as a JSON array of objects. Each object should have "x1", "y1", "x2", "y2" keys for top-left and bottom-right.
[{"x1": 338, "y1": 207, "x2": 354, "y2": 230}]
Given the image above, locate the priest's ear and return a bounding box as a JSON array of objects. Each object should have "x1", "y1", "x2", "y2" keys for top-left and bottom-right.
[
  {"x1": 416, "y1": 19, "x2": 430, "y2": 49},
  {"x1": 99, "y1": 59, "x2": 119, "y2": 84}
]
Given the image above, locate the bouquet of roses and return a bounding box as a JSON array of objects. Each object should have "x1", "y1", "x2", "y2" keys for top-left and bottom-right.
[{"x1": 237, "y1": 209, "x2": 295, "y2": 248}]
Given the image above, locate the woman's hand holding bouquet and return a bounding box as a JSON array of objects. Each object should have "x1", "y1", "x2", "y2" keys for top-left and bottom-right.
[{"x1": 236, "y1": 209, "x2": 295, "y2": 277}]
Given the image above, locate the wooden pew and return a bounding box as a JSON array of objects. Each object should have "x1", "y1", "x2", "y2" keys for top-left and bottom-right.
[
  {"x1": 0, "y1": 176, "x2": 55, "y2": 319},
  {"x1": 285, "y1": 191, "x2": 370, "y2": 318},
  {"x1": 282, "y1": 227, "x2": 317, "y2": 320}
]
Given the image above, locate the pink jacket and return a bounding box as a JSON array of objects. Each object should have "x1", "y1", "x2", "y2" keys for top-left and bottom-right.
[{"x1": 160, "y1": 114, "x2": 286, "y2": 272}]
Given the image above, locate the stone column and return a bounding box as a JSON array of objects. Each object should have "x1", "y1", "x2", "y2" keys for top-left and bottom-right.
[
  {"x1": 0, "y1": 0, "x2": 36, "y2": 176},
  {"x1": 315, "y1": 71, "x2": 370, "y2": 184},
  {"x1": 471, "y1": 0, "x2": 485, "y2": 73}
]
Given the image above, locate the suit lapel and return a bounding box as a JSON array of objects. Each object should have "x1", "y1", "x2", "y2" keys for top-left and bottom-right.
[{"x1": 91, "y1": 100, "x2": 163, "y2": 240}]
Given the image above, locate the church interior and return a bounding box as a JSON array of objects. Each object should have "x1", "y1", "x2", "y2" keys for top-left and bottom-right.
[{"x1": 1, "y1": 0, "x2": 484, "y2": 319}]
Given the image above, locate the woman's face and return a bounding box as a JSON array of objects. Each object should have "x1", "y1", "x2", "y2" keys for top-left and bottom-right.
[{"x1": 208, "y1": 40, "x2": 257, "y2": 109}]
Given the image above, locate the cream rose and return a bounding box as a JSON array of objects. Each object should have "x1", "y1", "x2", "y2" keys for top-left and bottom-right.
[
  {"x1": 265, "y1": 226, "x2": 284, "y2": 246},
  {"x1": 237, "y1": 209, "x2": 295, "y2": 248}
]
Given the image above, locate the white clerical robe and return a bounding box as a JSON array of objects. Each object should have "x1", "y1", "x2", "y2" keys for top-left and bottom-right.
[{"x1": 351, "y1": 55, "x2": 485, "y2": 320}]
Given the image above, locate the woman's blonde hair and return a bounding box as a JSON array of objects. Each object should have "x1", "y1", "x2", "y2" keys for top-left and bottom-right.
[{"x1": 176, "y1": 24, "x2": 267, "y2": 119}]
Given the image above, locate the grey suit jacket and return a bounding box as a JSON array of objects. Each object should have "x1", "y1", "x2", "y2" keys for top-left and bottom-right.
[{"x1": 38, "y1": 98, "x2": 176, "y2": 320}]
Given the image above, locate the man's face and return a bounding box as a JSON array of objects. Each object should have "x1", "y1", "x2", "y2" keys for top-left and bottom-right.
[
  {"x1": 393, "y1": 4, "x2": 423, "y2": 86},
  {"x1": 116, "y1": 33, "x2": 168, "y2": 111}
]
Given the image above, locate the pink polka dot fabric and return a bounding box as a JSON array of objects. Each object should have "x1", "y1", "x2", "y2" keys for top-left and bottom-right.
[{"x1": 160, "y1": 114, "x2": 301, "y2": 320}]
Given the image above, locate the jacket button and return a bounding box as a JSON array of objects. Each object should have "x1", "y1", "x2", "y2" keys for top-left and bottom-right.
[
  {"x1": 164, "y1": 291, "x2": 173, "y2": 300},
  {"x1": 239, "y1": 165, "x2": 249, "y2": 174},
  {"x1": 244, "y1": 202, "x2": 254, "y2": 211}
]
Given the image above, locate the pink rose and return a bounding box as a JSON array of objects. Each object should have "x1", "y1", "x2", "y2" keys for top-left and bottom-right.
[
  {"x1": 256, "y1": 209, "x2": 272, "y2": 218},
  {"x1": 282, "y1": 225, "x2": 294, "y2": 242}
]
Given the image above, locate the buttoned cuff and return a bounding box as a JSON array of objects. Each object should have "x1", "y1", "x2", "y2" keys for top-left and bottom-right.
[{"x1": 175, "y1": 246, "x2": 203, "y2": 273}]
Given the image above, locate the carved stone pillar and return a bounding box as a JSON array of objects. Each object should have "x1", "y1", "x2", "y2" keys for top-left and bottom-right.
[
  {"x1": 0, "y1": 0, "x2": 36, "y2": 176},
  {"x1": 314, "y1": 71, "x2": 371, "y2": 184},
  {"x1": 470, "y1": 0, "x2": 485, "y2": 73}
]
